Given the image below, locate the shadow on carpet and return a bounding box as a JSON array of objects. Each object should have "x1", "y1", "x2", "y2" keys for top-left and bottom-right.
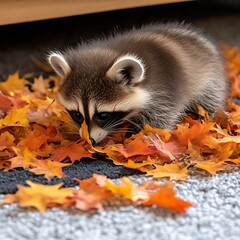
[{"x1": 0, "y1": 156, "x2": 141, "y2": 194}]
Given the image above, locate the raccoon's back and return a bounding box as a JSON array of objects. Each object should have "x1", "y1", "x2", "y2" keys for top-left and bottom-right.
[
  {"x1": 102, "y1": 23, "x2": 228, "y2": 125},
  {"x1": 96, "y1": 23, "x2": 226, "y2": 107}
]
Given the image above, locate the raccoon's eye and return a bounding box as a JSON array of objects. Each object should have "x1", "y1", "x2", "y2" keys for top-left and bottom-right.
[
  {"x1": 96, "y1": 112, "x2": 111, "y2": 123},
  {"x1": 68, "y1": 110, "x2": 84, "y2": 125},
  {"x1": 94, "y1": 111, "x2": 130, "y2": 128}
]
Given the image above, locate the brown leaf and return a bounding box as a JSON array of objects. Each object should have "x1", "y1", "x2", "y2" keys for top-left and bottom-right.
[
  {"x1": 213, "y1": 110, "x2": 230, "y2": 128},
  {"x1": 0, "y1": 132, "x2": 15, "y2": 151}
]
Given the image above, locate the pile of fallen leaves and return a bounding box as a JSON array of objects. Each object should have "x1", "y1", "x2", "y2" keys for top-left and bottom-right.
[
  {"x1": 0, "y1": 46, "x2": 240, "y2": 213},
  {"x1": 2, "y1": 174, "x2": 192, "y2": 213}
]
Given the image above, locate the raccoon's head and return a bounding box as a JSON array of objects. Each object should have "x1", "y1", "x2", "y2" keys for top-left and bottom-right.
[{"x1": 48, "y1": 50, "x2": 150, "y2": 144}]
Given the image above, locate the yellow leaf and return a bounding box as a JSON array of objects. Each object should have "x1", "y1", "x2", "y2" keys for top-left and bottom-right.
[
  {"x1": 9, "y1": 147, "x2": 38, "y2": 170},
  {"x1": 218, "y1": 135, "x2": 240, "y2": 143},
  {"x1": 0, "y1": 105, "x2": 29, "y2": 128},
  {"x1": 3, "y1": 181, "x2": 73, "y2": 212},
  {"x1": 226, "y1": 158, "x2": 240, "y2": 164},
  {"x1": 144, "y1": 163, "x2": 189, "y2": 181},
  {"x1": 105, "y1": 177, "x2": 148, "y2": 201},
  {"x1": 0, "y1": 72, "x2": 29, "y2": 95},
  {"x1": 195, "y1": 159, "x2": 226, "y2": 175},
  {"x1": 30, "y1": 160, "x2": 70, "y2": 180},
  {"x1": 31, "y1": 76, "x2": 50, "y2": 96},
  {"x1": 123, "y1": 159, "x2": 151, "y2": 169}
]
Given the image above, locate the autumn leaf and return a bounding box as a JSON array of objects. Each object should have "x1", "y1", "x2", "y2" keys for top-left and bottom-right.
[
  {"x1": 173, "y1": 121, "x2": 218, "y2": 149},
  {"x1": 1, "y1": 175, "x2": 193, "y2": 213},
  {"x1": 97, "y1": 175, "x2": 192, "y2": 213},
  {"x1": 30, "y1": 160, "x2": 70, "y2": 179},
  {"x1": 49, "y1": 142, "x2": 92, "y2": 163},
  {"x1": 75, "y1": 174, "x2": 192, "y2": 212},
  {"x1": 8, "y1": 147, "x2": 39, "y2": 170},
  {"x1": 2, "y1": 181, "x2": 73, "y2": 212},
  {"x1": 146, "y1": 132, "x2": 183, "y2": 160},
  {"x1": 213, "y1": 110, "x2": 230, "y2": 128},
  {"x1": 108, "y1": 137, "x2": 158, "y2": 158},
  {"x1": 31, "y1": 76, "x2": 51, "y2": 96},
  {"x1": 100, "y1": 130, "x2": 181, "y2": 164},
  {"x1": 72, "y1": 175, "x2": 113, "y2": 211},
  {"x1": 122, "y1": 159, "x2": 151, "y2": 170},
  {"x1": 81, "y1": 121, "x2": 92, "y2": 145},
  {"x1": 144, "y1": 162, "x2": 189, "y2": 181},
  {"x1": 143, "y1": 182, "x2": 193, "y2": 213},
  {"x1": 194, "y1": 159, "x2": 227, "y2": 175},
  {"x1": 218, "y1": 135, "x2": 240, "y2": 144},
  {"x1": 0, "y1": 92, "x2": 13, "y2": 112},
  {"x1": 0, "y1": 72, "x2": 29, "y2": 95},
  {"x1": 0, "y1": 132, "x2": 15, "y2": 151},
  {"x1": 227, "y1": 158, "x2": 240, "y2": 164},
  {"x1": 223, "y1": 45, "x2": 240, "y2": 97},
  {"x1": 0, "y1": 105, "x2": 29, "y2": 128},
  {"x1": 187, "y1": 141, "x2": 235, "y2": 175},
  {"x1": 105, "y1": 177, "x2": 147, "y2": 201},
  {"x1": 19, "y1": 124, "x2": 54, "y2": 151},
  {"x1": 142, "y1": 124, "x2": 172, "y2": 142}
]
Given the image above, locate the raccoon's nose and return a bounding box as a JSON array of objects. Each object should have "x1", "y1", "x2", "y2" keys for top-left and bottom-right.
[{"x1": 90, "y1": 138, "x2": 96, "y2": 146}]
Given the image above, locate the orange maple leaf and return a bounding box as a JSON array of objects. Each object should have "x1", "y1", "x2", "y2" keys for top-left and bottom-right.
[
  {"x1": 19, "y1": 124, "x2": 55, "y2": 151},
  {"x1": 173, "y1": 120, "x2": 219, "y2": 150},
  {"x1": 143, "y1": 182, "x2": 193, "y2": 213},
  {"x1": 49, "y1": 142, "x2": 92, "y2": 163},
  {"x1": 72, "y1": 175, "x2": 113, "y2": 211}
]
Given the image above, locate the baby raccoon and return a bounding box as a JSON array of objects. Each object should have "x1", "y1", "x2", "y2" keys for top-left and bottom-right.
[{"x1": 48, "y1": 23, "x2": 228, "y2": 145}]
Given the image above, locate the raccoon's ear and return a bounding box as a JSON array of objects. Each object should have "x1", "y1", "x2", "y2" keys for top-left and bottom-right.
[
  {"x1": 48, "y1": 52, "x2": 71, "y2": 79},
  {"x1": 107, "y1": 55, "x2": 145, "y2": 85}
]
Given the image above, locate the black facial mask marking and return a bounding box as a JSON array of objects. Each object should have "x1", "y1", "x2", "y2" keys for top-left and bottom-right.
[
  {"x1": 68, "y1": 110, "x2": 84, "y2": 126},
  {"x1": 93, "y1": 111, "x2": 130, "y2": 128}
]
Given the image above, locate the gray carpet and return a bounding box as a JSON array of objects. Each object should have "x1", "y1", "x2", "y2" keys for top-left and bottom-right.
[
  {"x1": 0, "y1": 172, "x2": 239, "y2": 240},
  {"x1": 0, "y1": 2, "x2": 240, "y2": 240}
]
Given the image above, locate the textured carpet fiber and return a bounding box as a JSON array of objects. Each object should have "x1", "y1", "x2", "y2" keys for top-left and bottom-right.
[{"x1": 0, "y1": 172, "x2": 239, "y2": 240}]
